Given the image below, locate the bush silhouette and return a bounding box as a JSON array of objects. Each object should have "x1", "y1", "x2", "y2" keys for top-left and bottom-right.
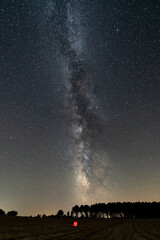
[{"x1": 7, "y1": 211, "x2": 18, "y2": 216}]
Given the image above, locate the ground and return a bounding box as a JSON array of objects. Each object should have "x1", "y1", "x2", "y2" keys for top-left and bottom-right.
[{"x1": 0, "y1": 216, "x2": 160, "y2": 240}]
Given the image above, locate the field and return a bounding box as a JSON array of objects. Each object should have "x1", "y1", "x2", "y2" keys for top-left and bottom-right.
[{"x1": 0, "y1": 216, "x2": 160, "y2": 240}]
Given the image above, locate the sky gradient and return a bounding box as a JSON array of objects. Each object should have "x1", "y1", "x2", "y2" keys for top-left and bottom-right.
[{"x1": 0, "y1": 0, "x2": 160, "y2": 216}]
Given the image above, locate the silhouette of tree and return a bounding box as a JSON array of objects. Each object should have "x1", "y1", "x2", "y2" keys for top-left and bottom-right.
[
  {"x1": 72, "y1": 205, "x2": 79, "y2": 218},
  {"x1": 67, "y1": 211, "x2": 70, "y2": 217},
  {"x1": 90, "y1": 204, "x2": 97, "y2": 218},
  {"x1": 56, "y1": 210, "x2": 64, "y2": 217},
  {"x1": 0, "y1": 209, "x2": 5, "y2": 215},
  {"x1": 79, "y1": 205, "x2": 87, "y2": 217},
  {"x1": 83, "y1": 205, "x2": 90, "y2": 218},
  {"x1": 7, "y1": 211, "x2": 18, "y2": 216}
]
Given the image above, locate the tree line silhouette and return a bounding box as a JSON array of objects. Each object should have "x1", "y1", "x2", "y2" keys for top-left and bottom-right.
[
  {"x1": 1, "y1": 202, "x2": 160, "y2": 218},
  {"x1": 70, "y1": 202, "x2": 160, "y2": 218},
  {"x1": 0, "y1": 209, "x2": 18, "y2": 216}
]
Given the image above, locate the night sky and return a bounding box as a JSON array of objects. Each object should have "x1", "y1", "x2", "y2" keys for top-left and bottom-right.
[{"x1": 0, "y1": 0, "x2": 160, "y2": 216}]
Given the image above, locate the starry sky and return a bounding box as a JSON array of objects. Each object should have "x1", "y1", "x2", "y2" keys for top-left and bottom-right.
[{"x1": 0, "y1": 0, "x2": 160, "y2": 216}]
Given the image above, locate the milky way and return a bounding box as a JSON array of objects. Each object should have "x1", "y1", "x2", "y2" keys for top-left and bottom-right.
[
  {"x1": 1, "y1": 0, "x2": 160, "y2": 215},
  {"x1": 65, "y1": 1, "x2": 109, "y2": 202},
  {"x1": 47, "y1": 0, "x2": 109, "y2": 201}
]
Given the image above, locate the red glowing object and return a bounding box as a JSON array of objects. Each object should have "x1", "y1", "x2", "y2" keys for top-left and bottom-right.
[{"x1": 72, "y1": 221, "x2": 78, "y2": 227}]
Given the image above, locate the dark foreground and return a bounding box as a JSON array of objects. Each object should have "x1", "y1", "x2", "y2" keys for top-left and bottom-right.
[{"x1": 0, "y1": 216, "x2": 160, "y2": 240}]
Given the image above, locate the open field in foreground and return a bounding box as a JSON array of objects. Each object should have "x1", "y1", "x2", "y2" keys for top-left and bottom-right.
[{"x1": 0, "y1": 216, "x2": 160, "y2": 240}]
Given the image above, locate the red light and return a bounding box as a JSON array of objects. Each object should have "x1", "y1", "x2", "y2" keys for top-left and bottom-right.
[{"x1": 72, "y1": 221, "x2": 78, "y2": 227}]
